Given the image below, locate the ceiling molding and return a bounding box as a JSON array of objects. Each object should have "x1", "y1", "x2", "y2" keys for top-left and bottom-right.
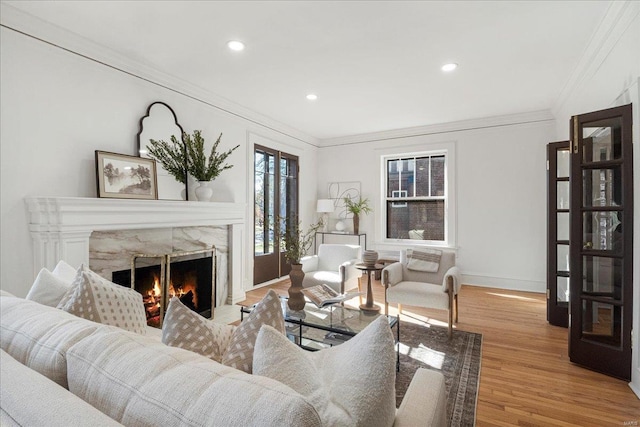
[
  {"x1": 552, "y1": 1, "x2": 640, "y2": 117},
  {"x1": 0, "y1": 2, "x2": 320, "y2": 148},
  {"x1": 319, "y1": 110, "x2": 555, "y2": 148}
]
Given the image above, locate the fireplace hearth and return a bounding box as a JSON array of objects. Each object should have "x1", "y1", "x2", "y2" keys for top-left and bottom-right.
[{"x1": 112, "y1": 248, "x2": 215, "y2": 328}]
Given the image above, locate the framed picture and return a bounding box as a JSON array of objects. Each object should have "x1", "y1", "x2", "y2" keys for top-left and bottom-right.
[{"x1": 95, "y1": 151, "x2": 158, "y2": 200}]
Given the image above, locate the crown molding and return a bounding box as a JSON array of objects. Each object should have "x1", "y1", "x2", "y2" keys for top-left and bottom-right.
[
  {"x1": 552, "y1": 1, "x2": 640, "y2": 117},
  {"x1": 319, "y1": 110, "x2": 555, "y2": 147},
  {"x1": 0, "y1": 2, "x2": 319, "y2": 148}
]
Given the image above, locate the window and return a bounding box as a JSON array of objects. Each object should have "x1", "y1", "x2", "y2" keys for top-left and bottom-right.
[{"x1": 384, "y1": 153, "x2": 447, "y2": 243}]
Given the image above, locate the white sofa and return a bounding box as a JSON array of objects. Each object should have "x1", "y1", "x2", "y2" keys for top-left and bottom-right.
[
  {"x1": 0, "y1": 293, "x2": 447, "y2": 426},
  {"x1": 300, "y1": 244, "x2": 362, "y2": 294}
]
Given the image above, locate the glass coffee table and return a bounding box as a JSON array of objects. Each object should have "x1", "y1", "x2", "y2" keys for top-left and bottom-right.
[{"x1": 241, "y1": 298, "x2": 400, "y2": 370}]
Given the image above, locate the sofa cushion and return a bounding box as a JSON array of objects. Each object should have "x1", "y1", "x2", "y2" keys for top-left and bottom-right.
[
  {"x1": 0, "y1": 349, "x2": 122, "y2": 427},
  {"x1": 0, "y1": 296, "x2": 102, "y2": 388},
  {"x1": 253, "y1": 315, "x2": 397, "y2": 427},
  {"x1": 26, "y1": 268, "x2": 73, "y2": 307},
  {"x1": 66, "y1": 328, "x2": 322, "y2": 427},
  {"x1": 58, "y1": 268, "x2": 147, "y2": 335},
  {"x1": 162, "y1": 296, "x2": 236, "y2": 362},
  {"x1": 222, "y1": 289, "x2": 285, "y2": 373}
]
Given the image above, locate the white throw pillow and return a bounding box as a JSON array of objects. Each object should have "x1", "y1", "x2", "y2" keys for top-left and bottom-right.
[
  {"x1": 26, "y1": 268, "x2": 73, "y2": 307},
  {"x1": 222, "y1": 289, "x2": 285, "y2": 373},
  {"x1": 58, "y1": 268, "x2": 147, "y2": 335},
  {"x1": 162, "y1": 296, "x2": 236, "y2": 363},
  {"x1": 52, "y1": 260, "x2": 79, "y2": 283},
  {"x1": 253, "y1": 315, "x2": 397, "y2": 427}
]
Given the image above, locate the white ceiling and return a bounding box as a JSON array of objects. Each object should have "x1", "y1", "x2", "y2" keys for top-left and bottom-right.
[{"x1": 5, "y1": 1, "x2": 611, "y2": 140}]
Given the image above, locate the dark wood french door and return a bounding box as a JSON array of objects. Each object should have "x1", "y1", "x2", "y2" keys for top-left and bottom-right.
[
  {"x1": 253, "y1": 145, "x2": 298, "y2": 285},
  {"x1": 568, "y1": 104, "x2": 633, "y2": 381},
  {"x1": 547, "y1": 141, "x2": 570, "y2": 327}
]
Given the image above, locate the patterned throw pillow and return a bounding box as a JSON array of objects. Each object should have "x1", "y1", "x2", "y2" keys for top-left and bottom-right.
[
  {"x1": 253, "y1": 316, "x2": 396, "y2": 426},
  {"x1": 222, "y1": 289, "x2": 285, "y2": 373},
  {"x1": 162, "y1": 296, "x2": 236, "y2": 363},
  {"x1": 407, "y1": 248, "x2": 442, "y2": 272},
  {"x1": 58, "y1": 268, "x2": 147, "y2": 335}
]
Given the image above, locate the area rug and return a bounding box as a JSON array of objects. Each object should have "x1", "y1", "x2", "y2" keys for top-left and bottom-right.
[{"x1": 395, "y1": 321, "x2": 482, "y2": 427}]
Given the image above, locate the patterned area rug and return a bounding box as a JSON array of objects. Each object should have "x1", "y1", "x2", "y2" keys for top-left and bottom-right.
[{"x1": 395, "y1": 321, "x2": 482, "y2": 427}]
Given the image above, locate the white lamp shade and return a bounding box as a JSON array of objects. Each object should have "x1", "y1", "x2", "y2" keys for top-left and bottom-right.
[{"x1": 316, "y1": 199, "x2": 334, "y2": 213}]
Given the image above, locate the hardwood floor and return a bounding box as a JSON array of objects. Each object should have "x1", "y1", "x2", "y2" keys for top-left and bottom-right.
[{"x1": 240, "y1": 278, "x2": 640, "y2": 426}]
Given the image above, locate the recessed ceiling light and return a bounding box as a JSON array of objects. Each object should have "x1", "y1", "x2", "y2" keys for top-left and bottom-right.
[
  {"x1": 227, "y1": 40, "x2": 245, "y2": 52},
  {"x1": 441, "y1": 63, "x2": 458, "y2": 72},
  {"x1": 306, "y1": 94, "x2": 318, "y2": 101}
]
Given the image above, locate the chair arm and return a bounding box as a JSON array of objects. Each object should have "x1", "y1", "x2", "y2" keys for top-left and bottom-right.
[
  {"x1": 340, "y1": 258, "x2": 362, "y2": 282},
  {"x1": 394, "y1": 368, "x2": 446, "y2": 427},
  {"x1": 441, "y1": 266, "x2": 461, "y2": 294},
  {"x1": 382, "y1": 262, "x2": 403, "y2": 287},
  {"x1": 300, "y1": 255, "x2": 318, "y2": 273}
]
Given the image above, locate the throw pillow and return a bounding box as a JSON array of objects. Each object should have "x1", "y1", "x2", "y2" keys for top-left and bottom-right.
[
  {"x1": 52, "y1": 260, "x2": 79, "y2": 283},
  {"x1": 253, "y1": 315, "x2": 397, "y2": 427},
  {"x1": 26, "y1": 268, "x2": 73, "y2": 307},
  {"x1": 407, "y1": 248, "x2": 442, "y2": 272},
  {"x1": 162, "y1": 296, "x2": 236, "y2": 363},
  {"x1": 222, "y1": 289, "x2": 285, "y2": 373},
  {"x1": 58, "y1": 268, "x2": 147, "y2": 335}
]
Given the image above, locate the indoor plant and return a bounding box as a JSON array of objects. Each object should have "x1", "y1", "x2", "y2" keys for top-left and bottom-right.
[
  {"x1": 147, "y1": 130, "x2": 240, "y2": 201},
  {"x1": 343, "y1": 196, "x2": 372, "y2": 234},
  {"x1": 185, "y1": 130, "x2": 240, "y2": 201},
  {"x1": 146, "y1": 134, "x2": 187, "y2": 185},
  {"x1": 279, "y1": 217, "x2": 323, "y2": 310}
]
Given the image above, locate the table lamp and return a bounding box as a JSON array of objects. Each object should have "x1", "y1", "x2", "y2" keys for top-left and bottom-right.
[{"x1": 316, "y1": 199, "x2": 334, "y2": 232}]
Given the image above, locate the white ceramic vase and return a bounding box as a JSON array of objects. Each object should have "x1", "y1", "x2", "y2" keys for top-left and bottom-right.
[{"x1": 195, "y1": 181, "x2": 213, "y2": 201}]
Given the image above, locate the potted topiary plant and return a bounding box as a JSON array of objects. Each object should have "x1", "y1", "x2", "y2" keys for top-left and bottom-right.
[
  {"x1": 343, "y1": 196, "x2": 372, "y2": 234},
  {"x1": 279, "y1": 217, "x2": 323, "y2": 311}
]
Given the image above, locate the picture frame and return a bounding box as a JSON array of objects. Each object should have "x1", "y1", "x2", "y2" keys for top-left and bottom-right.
[{"x1": 95, "y1": 150, "x2": 158, "y2": 200}]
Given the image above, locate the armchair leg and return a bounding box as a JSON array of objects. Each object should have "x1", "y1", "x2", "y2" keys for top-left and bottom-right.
[
  {"x1": 454, "y1": 294, "x2": 459, "y2": 323},
  {"x1": 385, "y1": 301, "x2": 389, "y2": 316},
  {"x1": 398, "y1": 303, "x2": 403, "y2": 314},
  {"x1": 447, "y1": 280, "x2": 454, "y2": 339}
]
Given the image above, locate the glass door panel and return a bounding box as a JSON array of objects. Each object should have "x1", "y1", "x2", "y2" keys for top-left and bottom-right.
[
  {"x1": 254, "y1": 146, "x2": 299, "y2": 285},
  {"x1": 547, "y1": 141, "x2": 570, "y2": 326},
  {"x1": 569, "y1": 104, "x2": 632, "y2": 381}
]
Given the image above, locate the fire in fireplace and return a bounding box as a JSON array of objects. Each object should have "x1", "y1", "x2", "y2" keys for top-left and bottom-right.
[{"x1": 112, "y1": 253, "x2": 214, "y2": 328}]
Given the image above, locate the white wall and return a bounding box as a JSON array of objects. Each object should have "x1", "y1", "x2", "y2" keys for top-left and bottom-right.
[
  {"x1": 0, "y1": 24, "x2": 318, "y2": 297},
  {"x1": 550, "y1": 2, "x2": 640, "y2": 398},
  {"x1": 317, "y1": 115, "x2": 555, "y2": 293}
]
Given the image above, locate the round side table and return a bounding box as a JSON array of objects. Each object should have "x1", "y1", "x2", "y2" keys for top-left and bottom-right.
[{"x1": 355, "y1": 263, "x2": 384, "y2": 313}]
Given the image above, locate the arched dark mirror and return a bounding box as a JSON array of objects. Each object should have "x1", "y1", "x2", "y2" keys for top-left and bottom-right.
[{"x1": 137, "y1": 102, "x2": 188, "y2": 200}]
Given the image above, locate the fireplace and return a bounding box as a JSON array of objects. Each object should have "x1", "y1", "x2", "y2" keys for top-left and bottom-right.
[{"x1": 112, "y1": 248, "x2": 215, "y2": 328}]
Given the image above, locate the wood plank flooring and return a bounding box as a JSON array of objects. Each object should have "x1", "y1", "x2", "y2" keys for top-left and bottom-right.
[{"x1": 239, "y1": 278, "x2": 640, "y2": 426}]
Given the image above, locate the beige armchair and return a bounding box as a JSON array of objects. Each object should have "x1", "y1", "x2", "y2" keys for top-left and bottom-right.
[
  {"x1": 382, "y1": 249, "x2": 461, "y2": 337},
  {"x1": 300, "y1": 244, "x2": 362, "y2": 294}
]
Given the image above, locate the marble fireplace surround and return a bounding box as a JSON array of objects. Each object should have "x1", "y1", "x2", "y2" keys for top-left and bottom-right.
[{"x1": 25, "y1": 197, "x2": 247, "y2": 306}]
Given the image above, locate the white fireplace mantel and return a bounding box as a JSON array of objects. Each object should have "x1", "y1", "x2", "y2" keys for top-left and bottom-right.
[{"x1": 25, "y1": 197, "x2": 247, "y2": 303}]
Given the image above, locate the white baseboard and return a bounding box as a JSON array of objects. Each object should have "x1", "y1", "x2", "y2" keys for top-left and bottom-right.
[{"x1": 461, "y1": 274, "x2": 545, "y2": 294}]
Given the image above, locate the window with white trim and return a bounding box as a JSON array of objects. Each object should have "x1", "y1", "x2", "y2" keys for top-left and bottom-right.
[{"x1": 384, "y1": 153, "x2": 447, "y2": 243}]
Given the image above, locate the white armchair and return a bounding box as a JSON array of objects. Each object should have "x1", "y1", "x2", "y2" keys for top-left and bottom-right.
[
  {"x1": 300, "y1": 244, "x2": 362, "y2": 294},
  {"x1": 382, "y1": 249, "x2": 461, "y2": 337}
]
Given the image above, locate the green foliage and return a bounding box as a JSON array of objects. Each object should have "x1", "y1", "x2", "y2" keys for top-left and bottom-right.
[
  {"x1": 279, "y1": 217, "x2": 323, "y2": 264},
  {"x1": 185, "y1": 130, "x2": 240, "y2": 182},
  {"x1": 343, "y1": 196, "x2": 372, "y2": 216},
  {"x1": 146, "y1": 130, "x2": 240, "y2": 184},
  {"x1": 146, "y1": 135, "x2": 187, "y2": 184}
]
